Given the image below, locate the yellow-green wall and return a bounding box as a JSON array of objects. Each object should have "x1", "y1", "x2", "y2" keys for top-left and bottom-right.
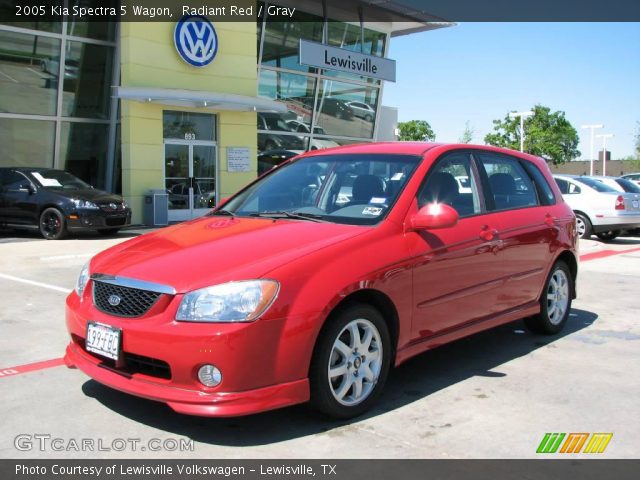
[{"x1": 120, "y1": 22, "x2": 257, "y2": 223}]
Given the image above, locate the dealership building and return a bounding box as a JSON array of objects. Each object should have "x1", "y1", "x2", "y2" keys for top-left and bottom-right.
[{"x1": 0, "y1": 1, "x2": 449, "y2": 223}]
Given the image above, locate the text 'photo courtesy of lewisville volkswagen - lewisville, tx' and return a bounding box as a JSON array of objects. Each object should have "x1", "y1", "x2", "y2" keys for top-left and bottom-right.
[{"x1": 0, "y1": 1, "x2": 639, "y2": 479}]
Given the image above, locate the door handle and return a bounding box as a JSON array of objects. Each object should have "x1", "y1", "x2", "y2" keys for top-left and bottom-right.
[{"x1": 479, "y1": 226, "x2": 499, "y2": 241}]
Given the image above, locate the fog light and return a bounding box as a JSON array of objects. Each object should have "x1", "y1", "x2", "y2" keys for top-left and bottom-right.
[{"x1": 198, "y1": 365, "x2": 222, "y2": 387}]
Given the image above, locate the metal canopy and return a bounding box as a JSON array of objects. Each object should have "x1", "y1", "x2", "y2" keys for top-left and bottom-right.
[{"x1": 113, "y1": 87, "x2": 287, "y2": 113}]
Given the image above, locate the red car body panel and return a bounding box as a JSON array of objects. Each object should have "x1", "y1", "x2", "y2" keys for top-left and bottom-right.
[{"x1": 65, "y1": 143, "x2": 577, "y2": 417}]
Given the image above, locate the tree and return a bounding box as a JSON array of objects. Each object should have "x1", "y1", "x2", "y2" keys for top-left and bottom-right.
[
  {"x1": 459, "y1": 121, "x2": 474, "y2": 143},
  {"x1": 397, "y1": 120, "x2": 435, "y2": 141},
  {"x1": 635, "y1": 121, "x2": 640, "y2": 159},
  {"x1": 484, "y1": 105, "x2": 580, "y2": 165}
]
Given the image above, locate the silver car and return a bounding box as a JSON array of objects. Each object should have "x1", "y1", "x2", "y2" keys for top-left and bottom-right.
[{"x1": 553, "y1": 175, "x2": 640, "y2": 241}]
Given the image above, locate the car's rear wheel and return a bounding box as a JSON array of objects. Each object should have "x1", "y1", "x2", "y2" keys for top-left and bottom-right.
[
  {"x1": 525, "y1": 261, "x2": 572, "y2": 335},
  {"x1": 39, "y1": 208, "x2": 67, "y2": 240},
  {"x1": 596, "y1": 230, "x2": 620, "y2": 242},
  {"x1": 97, "y1": 228, "x2": 120, "y2": 236},
  {"x1": 310, "y1": 304, "x2": 391, "y2": 419},
  {"x1": 575, "y1": 212, "x2": 592, "y2": 239}
]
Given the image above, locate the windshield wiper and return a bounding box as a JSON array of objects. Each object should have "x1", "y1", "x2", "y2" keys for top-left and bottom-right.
[
  {"x1": 210, "y1": 209, "x2": 236, "y2": 217},
  {"x1": 249, "y1": 211, "x2": 327, "y2": 223}
]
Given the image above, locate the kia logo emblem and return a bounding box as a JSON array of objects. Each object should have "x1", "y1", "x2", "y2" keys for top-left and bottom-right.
[
  {"x1": 108, "y1": 295, "x2": 121, "y2": 306},
  {"x1": 174, "y1": 15, "x2": 218, "y2": 67}
]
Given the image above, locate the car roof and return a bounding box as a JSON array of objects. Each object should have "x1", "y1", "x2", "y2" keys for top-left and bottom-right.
[
  {"x1": 1, "y1": 167, "x2": 59, "y2": 174},
  {"x1": 304, "y1": 142, "x2": 546, "y2": 160}
]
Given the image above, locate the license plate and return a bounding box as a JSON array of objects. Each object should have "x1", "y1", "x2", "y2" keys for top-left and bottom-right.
[
  {"x1": 633, "y1": 200, "x2": 639, "y2": 209},
  {"x1": 86, "y1": 321, "x2": 121, "y2": 361}
]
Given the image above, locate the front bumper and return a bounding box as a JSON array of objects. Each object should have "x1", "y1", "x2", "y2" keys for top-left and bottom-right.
[
  {"x1": 66, "y1": 209, "x2": 132, "y2": 231},
  {"x1": 64, "y1": 342, "x2": 309, "y2": 417},
  {"x1": 64, "y1": 287, "x2": 312, "y2": 417}
]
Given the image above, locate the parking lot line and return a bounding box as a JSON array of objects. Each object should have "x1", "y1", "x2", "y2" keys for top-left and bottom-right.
[
  {"x1": 0, "y1": 358, "x2": 65, "y2": 379},
  {"x1": 580, "y1": 246, "x2": 640, "y2": 263},
  {"x1": 0, "y1": 273, "x2": 70, "y2": 293}
]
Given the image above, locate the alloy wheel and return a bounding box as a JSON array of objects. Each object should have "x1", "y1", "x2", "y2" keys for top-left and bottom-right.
[
  {"x1": 546, "y1": 269, "x2": 569, "y2": 325},
  {"x1": 327, "y1": 318, "x2": 383, "y2": 406}
]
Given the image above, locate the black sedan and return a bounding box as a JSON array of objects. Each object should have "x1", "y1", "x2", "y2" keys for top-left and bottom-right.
[{"x1": 0, "y1": 167, "x2": 131, "y2": 240}]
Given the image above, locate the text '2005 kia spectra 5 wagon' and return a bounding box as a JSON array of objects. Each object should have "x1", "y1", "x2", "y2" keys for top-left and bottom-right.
[{"x1": 64, "y1": 143, "x2": 578, "y2": 419}]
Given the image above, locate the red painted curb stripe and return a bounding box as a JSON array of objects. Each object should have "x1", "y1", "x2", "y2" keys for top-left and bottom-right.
[
  {"x1": 580, "y1": 246, "x2": 640, "y2": 262},
  {"x1": 0, "y1": 357, "x2": 65, "y2": 379}
]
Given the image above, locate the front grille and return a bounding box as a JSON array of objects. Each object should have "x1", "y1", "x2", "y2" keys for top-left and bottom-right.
[
  {"x1": 99, "y1": 203, "x2": 124, "y2": 213},
  {"x1": 93, "y1": 281, "x2": 161, "y2": 317},
  {"x1": 105, "y1": 217, "x2": 126, "y2": 226},
  {"x1": 123, "y1": 353, "x2": 171, "y2": 379}
]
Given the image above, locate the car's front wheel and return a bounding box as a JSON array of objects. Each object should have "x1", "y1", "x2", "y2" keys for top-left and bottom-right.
[
  {"x1": 310, "y1": 304, "x2": 391, "y2": 419},
  {"x1": 525, "y1": 261, "x2": 573, "y2": 335},
  {"x1": 39, "y1": 207, "x2": 67, "y2": 240},
  {"x1": 575, "y1": 212, "x2": 592, "y2": 239}
]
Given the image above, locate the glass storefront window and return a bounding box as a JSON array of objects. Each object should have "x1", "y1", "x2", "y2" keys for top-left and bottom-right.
[
  {"x1": 258, "y1": 69, "x2": 316, "y2": 127},
  {"x1": 314, "y1": 79, "x2": 378, "y2": 139},
  {"x1": 67, "y1": 22, "x2": 116, "y2": 42},
  {"x1": 0, "y1": 118, "x2": 55, "y2": 167},
  {"x1": 327, "y1": 22, "x2": 386, "y2": 57},
  {"x1": 61, "y1": 41, "x2": 113, "y2": 119},
  {"x1": 261, "y1": 11, "x2": 323, "y2": 73},
  {"x1": 163, "y1": 111, "x2": 216, "y2": 141},
  {"x1": 59, "y1": 122, "x2": 109, "y2": 189},
  {"x1": 0, "y1": 30, "x2": 60, "y2": 115}
]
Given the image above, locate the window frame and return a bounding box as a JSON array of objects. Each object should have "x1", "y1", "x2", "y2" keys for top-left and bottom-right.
[
  {"x1": 416, "y1": 150, "x2": 485, "y2": 219},
  {"x1": 471, "y1": 151, "x2": 543, "y2": 212}
]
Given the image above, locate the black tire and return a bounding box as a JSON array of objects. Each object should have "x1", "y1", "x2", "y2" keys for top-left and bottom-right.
[
  {"x1": 264, "y1": 140, "x2": 277, "y2": 151},
  {"x1": 39, "y1": 207, "x2": 67, "y2": 240},
  {"x1": 309, "y1": 303, "x2": 392, "y2": 419},
  {"x1": 335, "y1": 111, "x2": 343, "y2": 120},
  {"x1": 364, "y1": 114, "x2": 373, "y2": 122},
  {"x1": 525, "y1": 261, "x2": 573, "y2": 335},
  {"x1": 575, "y1": 212, "x2": 592, "y2": 239},
  {"x1": 596, "y1": 230, "x2": 620, "y2": 242},
  {"x1": 97, "y1": 228, "x2": 120, "y2": 236}
]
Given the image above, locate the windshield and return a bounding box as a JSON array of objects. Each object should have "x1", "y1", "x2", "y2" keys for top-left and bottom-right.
[
  {"x1": 31, "y1": 170, "x2": 91, "y2": 190},
  {"x1": 218, "y1": 154, "x2": 420, "y2": 225},
  {"x1": 577, "y1": 177, "x2": 618, "y2": 193},
  {"x1": 615, "y1": 178, "x2": 640, "y2": 193}
]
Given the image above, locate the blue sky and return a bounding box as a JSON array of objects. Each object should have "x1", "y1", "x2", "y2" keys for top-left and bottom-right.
[{"x1": 383, "y1": 23, "x2": 640, "y2": 159}]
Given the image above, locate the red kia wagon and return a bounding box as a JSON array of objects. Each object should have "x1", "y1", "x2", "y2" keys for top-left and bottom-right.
[{"x1": 65, "y1": 143, "x2": 578, "y2": 418}]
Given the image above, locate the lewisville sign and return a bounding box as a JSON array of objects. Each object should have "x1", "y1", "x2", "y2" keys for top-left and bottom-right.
[{"x1": 299, "y1": 40, "x2": 396, "y2": 82}]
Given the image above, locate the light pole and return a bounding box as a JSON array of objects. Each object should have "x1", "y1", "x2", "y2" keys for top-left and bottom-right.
[
  {"x1": 581, "y1": 124, "x2": 603, "y2": 176},
  {"x1": 509, "y1": 110, "x2": 535, "y2": 152},
  {"x1": 595, "y1": 133, "x2": 613, "y2": 176}
]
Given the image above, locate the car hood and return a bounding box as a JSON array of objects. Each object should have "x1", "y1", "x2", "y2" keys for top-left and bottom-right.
[
  {"x1": 48, "y1": 188, "x2": 123, "y2": 204},
  {"x1": 90, "y1": 216, "x2": 368, "y2": 293}
]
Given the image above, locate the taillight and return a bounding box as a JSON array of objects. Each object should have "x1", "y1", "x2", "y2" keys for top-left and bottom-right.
[{"x1": 615, "y1": 195, "x2": 625, "y2": 210}]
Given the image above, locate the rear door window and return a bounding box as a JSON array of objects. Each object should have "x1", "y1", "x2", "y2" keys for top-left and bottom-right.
[{"x1": 477, "y1": 153, "x2": 539, "y2": 211}]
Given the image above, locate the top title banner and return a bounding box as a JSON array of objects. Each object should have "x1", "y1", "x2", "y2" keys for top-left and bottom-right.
[{"x1": 1, "y1": 0, "x2": 640, "y2": 22}]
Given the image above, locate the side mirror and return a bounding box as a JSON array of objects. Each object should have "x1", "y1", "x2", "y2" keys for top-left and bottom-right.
[{"x1": 410, "y1": 203, "x2": 459, "y2": 231}]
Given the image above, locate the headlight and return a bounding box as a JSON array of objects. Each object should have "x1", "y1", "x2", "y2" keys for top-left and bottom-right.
[
  {"x1": 72, "y1": 199, "x2": 99, "y2": 209},
  {"x1": 176, "y1": 280, "x2": 279, "y2": 323},
  {"x1": 75, "y1": 262, "x2": 90, "y2": 298}
]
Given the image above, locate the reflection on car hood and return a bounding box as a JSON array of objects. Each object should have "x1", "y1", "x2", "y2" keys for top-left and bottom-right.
[
  {"x1": 90, "y1": 216, "x2": 367, "y2": 293},
  {"x1": 49, "y1": 188, "x2": 124, "y2": 204}
]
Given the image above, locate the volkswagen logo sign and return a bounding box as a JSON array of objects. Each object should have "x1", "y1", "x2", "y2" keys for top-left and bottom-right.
[
  {"x1": 174, "y1": 15, "x2": 218, "y2": 67},
  {"x1": 107, "y1": 295, "x2": 122, "y2": 307}
]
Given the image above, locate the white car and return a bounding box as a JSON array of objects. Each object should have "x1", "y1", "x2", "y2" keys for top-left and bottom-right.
[
  {"x1": 285, "y1": 120, "x2": 339, "y2": 150},
  {"x1": 621, "y1": 173, "x2": 640, "y2": 186},
  {"x1": 345, "y1": 101, "x2": 376, "y2": 122},
  {"x1": 590, "y1": 175, "x2": 640, "y2": 194},
  {"x1": 553, "y1": 174, "x2": 640, "y2": 241}
]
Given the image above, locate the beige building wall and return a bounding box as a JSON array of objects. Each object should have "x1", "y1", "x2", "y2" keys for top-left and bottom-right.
[{"x1": 120, "y1": 22, "x2": 257, "y2": 223}]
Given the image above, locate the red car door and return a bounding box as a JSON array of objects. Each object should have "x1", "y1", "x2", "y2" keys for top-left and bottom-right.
[
  {"x1": 410, "y1": 151, "x2": 506, "y2": 339},
  {"x1": 474, "y1": 151, "x2": 557, "y2": 313}
]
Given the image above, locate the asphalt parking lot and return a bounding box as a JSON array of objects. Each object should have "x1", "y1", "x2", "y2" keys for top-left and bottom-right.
[{"x1": 0, "y1": 228, "x2": 638, "y2": 459}]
